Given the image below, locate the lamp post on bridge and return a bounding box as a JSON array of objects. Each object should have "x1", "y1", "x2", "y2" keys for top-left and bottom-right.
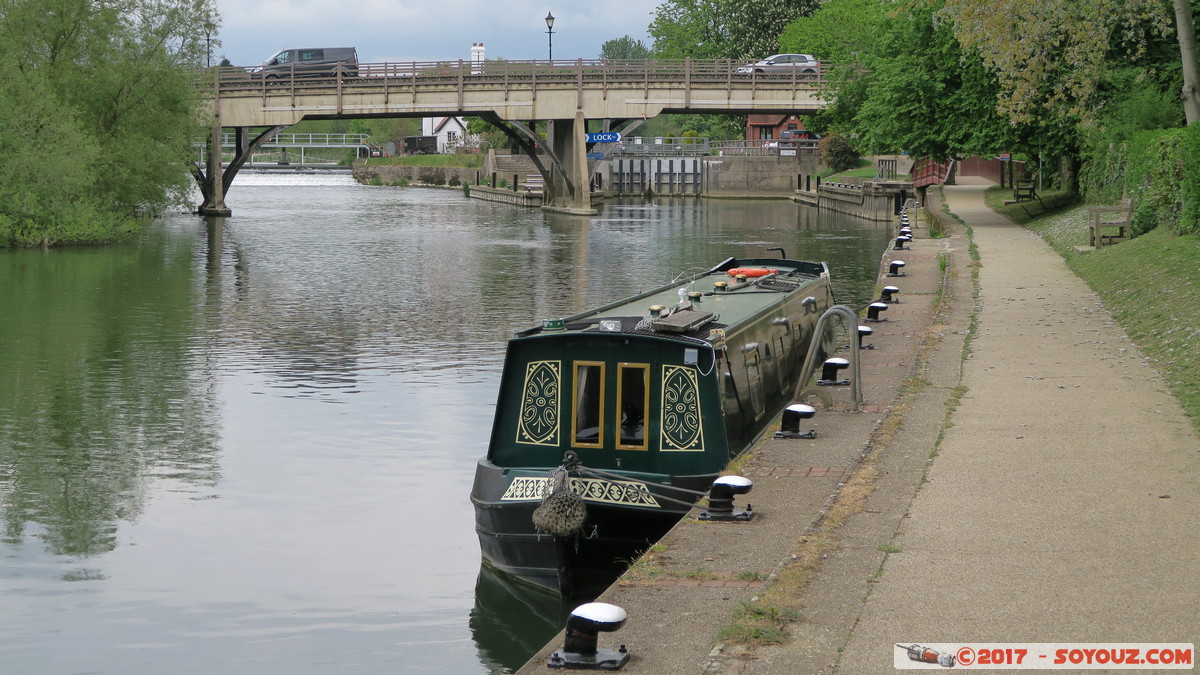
[{"x1": 545, "y1": 12, "x2": 555, "y2": 61}]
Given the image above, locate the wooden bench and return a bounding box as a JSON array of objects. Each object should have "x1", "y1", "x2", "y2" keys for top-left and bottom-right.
[
  {"x1": 1013, "y1": 179, "x2": 1037, "y2": 202},
  {"x1": 1088, "y1": 198, "x2": 1134, "y2": 249}
]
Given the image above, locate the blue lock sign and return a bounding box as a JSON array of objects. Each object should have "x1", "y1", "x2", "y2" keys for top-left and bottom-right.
[{"x1": 586, "y1": 132, "x2": 621, "y2": 143}]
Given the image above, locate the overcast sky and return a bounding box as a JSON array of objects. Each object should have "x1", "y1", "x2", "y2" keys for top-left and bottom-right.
[{"x1": 213, "y1": 0, "x2": 658, "y2": 67}]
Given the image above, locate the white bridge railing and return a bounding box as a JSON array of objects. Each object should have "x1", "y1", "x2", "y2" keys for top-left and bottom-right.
[{"x1": 203, "y1": 58, "x2": 828, "y2": 97}]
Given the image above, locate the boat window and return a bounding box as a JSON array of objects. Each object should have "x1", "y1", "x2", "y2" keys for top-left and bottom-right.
[
  {"x1": 775, "y1": 333, "x2": 791, "y2": 395},
  {"x1": 616, "y1": 364, "x2": 649, "y2": 450},
  {"x1": 745, "y1": 349, "x2": 765, "y2": 419},
  {"x1": 572, "y1": 362, "x2": 605, "y2": 447}
]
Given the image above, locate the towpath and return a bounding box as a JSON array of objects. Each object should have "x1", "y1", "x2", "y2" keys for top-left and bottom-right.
[{"x1": 518, "y1": 181, "x2": 1200, "y2": 674}]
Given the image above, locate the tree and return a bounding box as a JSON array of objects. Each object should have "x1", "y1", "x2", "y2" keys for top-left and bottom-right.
[
  {"x1": 0, "y1": 0, "x2": 219, "y2": 247},
  {"x1": 778, "y1": 0, "x2": 889, "y2": 133},
  {"x1": 854, "y1": 7, "x2": 1018, "y2": 161},
  {"x1": 938, "y1": 0, "x2": 1179, "y2": 126},
  {"x1": 779, "y1": 0, "x2": 887, "y2": 64},
  {"x1": 649, "y1": 0, "x2": 819, "y2": 60},
  {"x1": 1172, "y1": 0, "x2": 1200, "y2": 124},
  {"x1": 600, "y1": 36, "x2": 650, "y2": 60}
]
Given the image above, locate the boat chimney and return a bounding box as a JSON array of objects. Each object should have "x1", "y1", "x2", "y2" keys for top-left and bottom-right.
[
  {"x1": 887, "y1": 261, "x2": 906, "y2": 276},
  {"x1": 818, "y1": 357, "x2": 850, "y2": 385},
  {"x1": 547, "y1": 602, "x2": 630, "y2": 670},
  {"x1": 699, "y1": 475, "x2": 754, "y2": 521}
]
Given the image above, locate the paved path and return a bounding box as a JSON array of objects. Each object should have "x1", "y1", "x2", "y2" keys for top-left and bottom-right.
[{"x1": 835, "y1": 182, "x2": 1200, "y2": 671}]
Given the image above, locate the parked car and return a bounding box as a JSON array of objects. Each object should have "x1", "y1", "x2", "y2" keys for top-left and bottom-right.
[
  {"x1": 735, "y1": 54, "x2": 820, "y2": 75},
  {"x1": 250, "y1": 47, "x2": 359, "y2": 79}
]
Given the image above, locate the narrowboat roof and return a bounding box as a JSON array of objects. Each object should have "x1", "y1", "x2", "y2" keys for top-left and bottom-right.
[{"x1": 515, "y1": 257, "x2": 829, "y2": 342}]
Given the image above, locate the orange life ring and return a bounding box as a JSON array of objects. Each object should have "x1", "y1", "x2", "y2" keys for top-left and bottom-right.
[{"x1": 727, "y1": 267, "x2": 777, "y2": 277}]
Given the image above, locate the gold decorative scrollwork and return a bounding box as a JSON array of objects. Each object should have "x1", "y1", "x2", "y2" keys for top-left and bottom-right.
[
  {"x1": 516, "y1": 360, "x2": 560, "y2": 445},
  {"x1": 501, "y1": 476, "x2": 661, "y2": 508},
  {"x1": 660, "y1": 365, "x2": 704, "y2": 451}
]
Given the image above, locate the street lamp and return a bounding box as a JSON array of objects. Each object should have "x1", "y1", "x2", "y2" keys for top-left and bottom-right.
[{"x1": 545, "y1": 11, "x2": 555, "y2": 61}]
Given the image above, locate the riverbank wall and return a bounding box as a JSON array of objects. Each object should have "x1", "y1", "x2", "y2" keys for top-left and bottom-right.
[
  {"x1": 352, "y1": 163, "x2": 476, "y2": 188},
  {"x1": 354, "y1": 157, "x2": 914, "y2": 220},
  {"x1": 793, "y1": 179, "x2": 918, "y2": 222}
]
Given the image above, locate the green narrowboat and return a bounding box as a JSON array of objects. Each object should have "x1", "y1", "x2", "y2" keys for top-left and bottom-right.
[{"x1": 470, "y1": 254, "x2": 835, "y2": 597}]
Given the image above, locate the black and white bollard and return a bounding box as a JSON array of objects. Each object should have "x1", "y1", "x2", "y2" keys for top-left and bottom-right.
[
  {"x1": 893, "y1": 235, "x2": 908, "y2": 251},
  {"x1": 774, "y1": 403, "x2": 817, "y2": 439},
  {"x1": 817, "y1": 357, "x2": 850, "y2": 386},
  {"x1": 698, "y1": 475, "x2": 755, "y2": 521},
  {"x1": 858, "y1": 324, "x2": 875, "y2": 349},
  {"x1": 880, "y1": 285, "x2": 900, "y2": 303},
  {"x1": 866, "y1": 302, "x2": 889, "y2": 322},
  {"x1": 887, "y1": 260, "x2": 906, "y2": 277},
  {"x1": 547, "y1": 603, "x2": 631, "y2": 670}
]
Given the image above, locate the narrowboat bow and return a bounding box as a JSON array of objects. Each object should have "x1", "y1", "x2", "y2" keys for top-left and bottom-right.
[{"x1": 470, "y1": 254, "x2": 835, "y2": 597}]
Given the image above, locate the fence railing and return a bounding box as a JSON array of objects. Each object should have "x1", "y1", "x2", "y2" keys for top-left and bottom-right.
[
  {"x1": 217, "y1": 133, "x2": 371, "y2": 147},
  {"x1": 203, "y1": 58, "x2": 829, "y2": 96}
]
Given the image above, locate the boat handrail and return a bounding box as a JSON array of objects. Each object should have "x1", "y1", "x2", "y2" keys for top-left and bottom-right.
[{"x1": 795, "y1": 304, "x2": 863, "y2": 411}]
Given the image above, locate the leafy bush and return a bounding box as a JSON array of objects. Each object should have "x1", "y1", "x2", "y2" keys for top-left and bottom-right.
[
  {"x1": 417, "y1": 167, "x2": 447, "y2": 185},
  {"x1": 820, "y1": 133, "x2": 860, "y2": 173}
]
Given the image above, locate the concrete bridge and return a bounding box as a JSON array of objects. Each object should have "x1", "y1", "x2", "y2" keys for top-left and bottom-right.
[{"x1": 196, "y1": 58, "x2": 830, "y2": 216}]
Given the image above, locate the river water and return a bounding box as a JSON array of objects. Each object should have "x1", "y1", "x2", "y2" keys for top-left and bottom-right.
[{"x1": 0, "y1": 173, "x2": 894, "y2": 673}]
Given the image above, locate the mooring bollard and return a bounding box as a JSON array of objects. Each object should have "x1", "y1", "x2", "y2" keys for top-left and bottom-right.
[
  {"x1": 866, "y1": 302, "x2": 889, "y2": 322},
  {"x1": 858, "y1": 324, "x2": 875, "y2": 349},
  {"x1": 698, "y1": 475, "x2": 754, "y2": 521},
  {"x1": 817, "y1": 357, "x2": 850, "y2": 386},
  {"x1": 774, "y1": 403, "x2": 817, "y2": 439},
  {"x1": 547, "y1": 603, "x2": 630, "y2": 670}
]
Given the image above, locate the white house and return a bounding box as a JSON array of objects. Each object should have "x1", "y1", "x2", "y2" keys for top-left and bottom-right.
[{"x1": 421, "y1": 116, "x2": 473, "y2": 153}]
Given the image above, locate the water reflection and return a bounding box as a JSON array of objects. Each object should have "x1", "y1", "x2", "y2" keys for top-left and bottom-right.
[
  {"x1": 470, "y1": 565, "x2": 575, "y2": 673},
  {"x1": 0, "y1": 174, "x2": 894, "y2": 673},
  {"x1": 0, "y1": 237, "x2": 222, "y2": 558}
]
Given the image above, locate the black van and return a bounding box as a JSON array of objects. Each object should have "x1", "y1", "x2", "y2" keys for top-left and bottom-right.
[{"x1": 251, "y1": 47, "x2": 359, "y2": 79}]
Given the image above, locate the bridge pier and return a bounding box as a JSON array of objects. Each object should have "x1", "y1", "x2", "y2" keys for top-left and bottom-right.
[
  {"x1": 198, "y1": 120, "x2": 232, "y2": 217},
  {"x1": 543, "y1": 112, "x2": 597, "y2": 215},
  {"x1": 193, "y1": 122, "x2": 288, "y2": 217}
]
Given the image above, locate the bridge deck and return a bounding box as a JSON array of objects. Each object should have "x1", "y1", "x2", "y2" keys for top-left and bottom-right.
[{"x1": 203, "y1": 58, "x2": 830, "y2": 126}]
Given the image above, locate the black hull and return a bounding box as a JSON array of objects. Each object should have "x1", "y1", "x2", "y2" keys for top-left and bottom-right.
[{"x1": 471, "y1": 461, "x2": 706, "y2": 598}]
